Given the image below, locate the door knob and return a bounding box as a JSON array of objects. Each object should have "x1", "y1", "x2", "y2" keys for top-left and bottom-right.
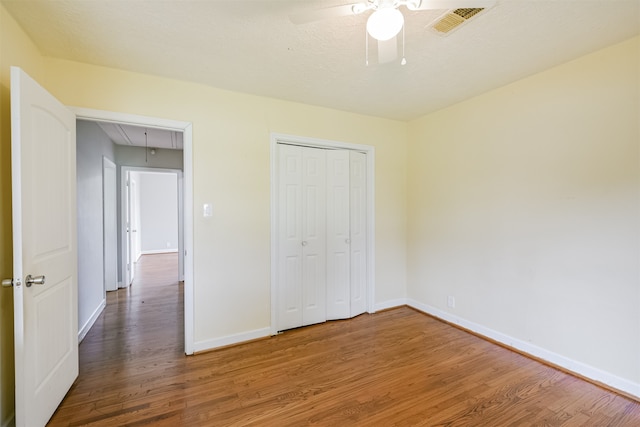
[
  {"x1": 301, "y1": 241, "x2": 308, "y2": 246},
  {"x1": 25, "y1": 274, "x2": 45, "y2": 287},
  {"x1": 345, "y1": 239, "x2": 351, "y2": 244}
]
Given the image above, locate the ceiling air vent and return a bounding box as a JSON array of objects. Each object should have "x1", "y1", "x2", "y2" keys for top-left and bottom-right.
[{"x1": 430, "y1": 7, "x2": 486, "y2": 35}]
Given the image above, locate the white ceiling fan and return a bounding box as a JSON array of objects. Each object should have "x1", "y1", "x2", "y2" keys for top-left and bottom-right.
[{"x1": 291, "y1": 0, "x2": 497, "y2": 65}]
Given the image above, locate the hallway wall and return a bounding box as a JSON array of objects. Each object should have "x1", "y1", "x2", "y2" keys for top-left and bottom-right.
[
  {"x1": 76, "y1": 120, "x2": 116, "y2": 339},
  {"x1": 138, "y1": 172, "x2": 179, "y2": 254}
]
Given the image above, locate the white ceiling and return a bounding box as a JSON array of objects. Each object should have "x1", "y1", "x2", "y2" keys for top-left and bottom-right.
[
  {"x1": 3, "y1": 0, "x2": 639, "y2": 121},
  {"x1": 95, "y1": 121, "x2": 183, "y2": 150}
]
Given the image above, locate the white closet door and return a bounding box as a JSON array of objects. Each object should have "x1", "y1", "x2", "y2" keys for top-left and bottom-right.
[
  {"x1": 278, "y1": 145, "x2": 304, "y2": 330},
  {"x1": 301, "y1": 148, "x2": 327, "y2": 326},
  {"x1": 278, "y1": 145, "x2": 327, "y2": 330},
  {"x1": 326, "y1": 150, "x2": 351, "y2": 320},
  {"x1": 350, "y1": 151, "x2": 367, "y2": 316}
]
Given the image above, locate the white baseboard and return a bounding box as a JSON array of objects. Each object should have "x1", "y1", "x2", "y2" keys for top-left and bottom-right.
[
  {"x1": 140, "y1": 249, "x2": 178, "y2": 255},
  {"x1": 78, "y1": 299, "x2": 106, "y2": 343},
  {"x1": 193, "y1": 327, "x2": 271, "y2": 353},
  {"x1": 374, "y1": 298, "x2": 408, "y2": 312},
  {"x1": 2, "y1": 412, "x2": 14, "y2": 427},
  {"x1": 406, "y1": 298, "x2": 640, "y2": 400}
]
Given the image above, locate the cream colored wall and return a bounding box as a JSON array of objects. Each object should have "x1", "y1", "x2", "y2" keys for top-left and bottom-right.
[
  {"x1": 3, "y1": 0, "x2": 637, "y2": 417},
  {"x1": 407, "y1": 37, "x2": 639, "y2": 387},
  {"x1": 41, "y1": 58, "x2": 408, "y2": 345},
  {"x1": 0, "y1": 4, "x2": 47, "y2": 425}
]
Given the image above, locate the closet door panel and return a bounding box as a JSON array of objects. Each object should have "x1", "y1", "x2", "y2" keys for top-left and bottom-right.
[
  {"x1": 350, "y1": 151, "x2": 367, "y2": 316},
  {"x1": 301, "y1": 148, "x2": 327, "y2": 326},
  {"x1": 277, "y1": 145, "x2": 304, "y2": 330},
  {"x1": 326, "y1": 150, "x2": 351, "y2": 320}
]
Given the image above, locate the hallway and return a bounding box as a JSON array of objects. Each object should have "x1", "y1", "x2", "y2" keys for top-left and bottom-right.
[{"x1": 48, "y1": 253, "x2": 183, "y2": 425}]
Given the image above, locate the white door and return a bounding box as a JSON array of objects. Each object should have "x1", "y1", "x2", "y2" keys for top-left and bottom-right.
[
  {"x1": 277, "y1": 145, "x2": 326, "y2": 330},
  {"x1": 124, "y1": 171, "x2": 132, "y2": 286},
  {"x1": 123, "y1": 172, "x2": 139, "y2": 287},
  {"x1": 349, "y1": 151, "x2": 367, "y2": 317},
  {"x1": 301, "y1": 147, "x2": 327, "y2": 326},
  {"x1": 103, "y1": 157, "x2": 118, "y2": 292},
  {"x1": 9, "y1": 67, "x2": 78, "y2": 426},
  {"x1": 130, "y1": 177, "x2": 140, "y2": 272},
  {"x1": 326, "y1": 150, "x2": 351, "y2": 320},
  {"x1": 177, "y1": 172, "x2": 185, "y2": 281}
]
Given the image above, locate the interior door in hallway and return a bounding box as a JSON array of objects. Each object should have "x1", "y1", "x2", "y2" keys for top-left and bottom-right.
[{"x1": 103, "y1": 157, "x2": 118, "y2": 292}]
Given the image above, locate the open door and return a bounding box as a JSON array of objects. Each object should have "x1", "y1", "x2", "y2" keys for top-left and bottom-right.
[
  {"x1": 103, "y1": 157, "x2": 118, "y2": 292},
  {"x1": 8, "y1": 67, "x2": 78, "y2": 426},
  {"x1": 123, "y1": 171, "x2": 139, "y2": 287}
]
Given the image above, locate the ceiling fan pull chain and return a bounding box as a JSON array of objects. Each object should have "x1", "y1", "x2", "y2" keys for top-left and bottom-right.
[
  {"x1": 365, "y1": 26, "x2": 369, "y2": 66},
  {"x1": 401, "y1": 23, "x2": 407, "y2": 65}
]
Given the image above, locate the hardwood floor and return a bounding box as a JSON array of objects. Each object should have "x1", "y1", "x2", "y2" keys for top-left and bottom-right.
[{"x1": 49, "y1": 254, "x2": 640, "y2": 426}]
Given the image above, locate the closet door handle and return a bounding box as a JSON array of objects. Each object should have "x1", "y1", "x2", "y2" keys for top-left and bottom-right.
[
  {"x1": 345, "y1": 239, "x2": 351, "y2": 244},
  {"x1": 301, "y1": 241, "x2": 308, "y2": 246}
]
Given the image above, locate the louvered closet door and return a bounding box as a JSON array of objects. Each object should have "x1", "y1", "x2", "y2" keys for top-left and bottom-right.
[{"x1": 277, "y1": 145, "x2": 326, "y2": 330}]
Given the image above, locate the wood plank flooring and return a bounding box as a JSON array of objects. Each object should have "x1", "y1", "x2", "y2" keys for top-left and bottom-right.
[{"x1": 48, "y1": 253, "x2": 640, "y2": 426}]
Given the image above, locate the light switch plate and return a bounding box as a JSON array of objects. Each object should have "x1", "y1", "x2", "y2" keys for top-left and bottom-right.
[{"x1": 203, "y1": 203, "x2": 213, "y2": 217}]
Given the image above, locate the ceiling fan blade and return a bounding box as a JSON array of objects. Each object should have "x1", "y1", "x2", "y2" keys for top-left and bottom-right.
[
  {"x1": 289, "y1": 3, "x2": 358, "y2": 25},
  {"x1": 408, "y1": 0, "x2": 496, "y2": 11},
  {"x1": 377, "y1": 37, "x2": 398, "y2": 64}
]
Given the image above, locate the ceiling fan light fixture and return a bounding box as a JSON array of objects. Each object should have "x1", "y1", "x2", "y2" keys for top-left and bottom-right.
[{"x1": 366, "y1": 7, "x2": 404, "y2": 41}]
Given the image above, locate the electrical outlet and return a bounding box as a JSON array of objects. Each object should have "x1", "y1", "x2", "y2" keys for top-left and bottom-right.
[{"x1": 447, "y1": 296, "x2": 455, "y2": 308}]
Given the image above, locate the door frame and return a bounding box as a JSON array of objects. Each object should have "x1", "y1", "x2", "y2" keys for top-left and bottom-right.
[
  {"x1": 121, "y1": 167, "x2": 183, "y2": 286},
  {"x1": 71, "y1": 107, "x2": 195, "y2": 355},
  {"x1": 270, "y1": 133, "x2": 376, "y2": 335}
]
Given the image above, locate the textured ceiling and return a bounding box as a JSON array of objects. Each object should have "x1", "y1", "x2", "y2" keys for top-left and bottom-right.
[
  {"x1": 3, "y1": 0, "x2": 639, "y2": 121},
  {"x1": 95, "y1": 121, "x2": 184, "y2": 150}
]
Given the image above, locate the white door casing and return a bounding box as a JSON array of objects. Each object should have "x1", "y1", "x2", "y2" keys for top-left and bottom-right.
[
  {"x1": 103, "y1": 157, "x2": 118, "y2": 292},
  {"x1": 71, "y1": 109, "x2": 194, "y2": 356},
  {"x1": 11, "y1": 67, "x2": 79, "y2": 426}
]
